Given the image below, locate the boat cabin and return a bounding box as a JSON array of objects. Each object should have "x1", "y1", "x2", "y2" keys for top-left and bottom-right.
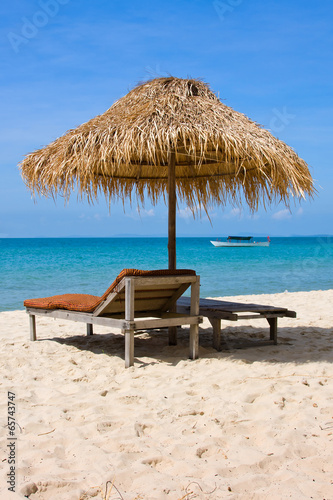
[{"x1": 227, "y1": 236, "x2": 253, "y2": 242}]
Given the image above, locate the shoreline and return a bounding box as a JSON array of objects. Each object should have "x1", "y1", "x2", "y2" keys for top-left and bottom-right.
[
  {"x1": 3, "y1": 287, "x2": 333, "y2": 315},
  {"x1": 2, "y1": 236, "x2": 333, "y2": 309},
  {"x1": 1, "y1": 289, "x2": 332, "y2": 499}
]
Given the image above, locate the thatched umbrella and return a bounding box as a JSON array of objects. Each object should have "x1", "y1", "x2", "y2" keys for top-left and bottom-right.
[{"x1": 20, "y1": 77, "x2": 314, "y2": 268}]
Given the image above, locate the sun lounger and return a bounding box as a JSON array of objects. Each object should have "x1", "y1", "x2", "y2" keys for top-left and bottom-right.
[
  {"x1": 24, "y1": 269, "x2": 202, "y2": 367},
  {"x1": 177, "y1": 297, "x2": 296, "y2": 350}
]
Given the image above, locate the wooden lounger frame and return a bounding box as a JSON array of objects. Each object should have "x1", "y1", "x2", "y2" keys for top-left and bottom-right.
[
  {"x1": 177, "y1": 297, "x2": 296, "y2": 350},
  {"x1": 26, "y1": 274, "x2": 202, "y2": 368}
]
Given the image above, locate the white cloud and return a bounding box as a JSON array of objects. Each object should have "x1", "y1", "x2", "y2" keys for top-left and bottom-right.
[
  {"x1": 247, "y1": 213, "x2": 260, "y2": 220},
  {"x1": 222, "y1": 207, "x2": 243, "y2": 219},
  {"x1": 272, "y1": 209, "x2": 291, "y2": 220},
  {"x1": 127, "y1": 208, "x2": 155, "y2": 219},
  {"x1": 78, "y1": 213, "x2": 103, "y2": 221},
  {"x1": 297, "y1": 207, "x2": 304, "y2": 216},
  {"x1": 140, "y1": 208, "x2": 155, "y2": 217},
  {"x1": 178, "y1": 207, "x2": 193, "y2": 220},
  {"x1": 231, "y1": 208, "x2": 242, "y2": 217},
  {"x1": 202, "y1": 211, "x2": 217, "y2": 221}
]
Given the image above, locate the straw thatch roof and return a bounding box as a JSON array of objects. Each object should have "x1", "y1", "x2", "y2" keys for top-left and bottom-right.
[{"x1": 20, "y1": 77, "x2": 313, "y2": 213}]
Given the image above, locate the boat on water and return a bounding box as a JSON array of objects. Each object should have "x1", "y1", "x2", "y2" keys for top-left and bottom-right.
[{"x1": 211, "y1": 236, "x2": 270, "y2": 247}]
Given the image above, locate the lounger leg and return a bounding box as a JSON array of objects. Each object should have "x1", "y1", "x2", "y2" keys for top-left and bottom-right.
[
  {"x1": 125, "y1": 330, "x2": 134, "y2": 368},
  {"x1": 268, "y1": 317, "x2": 278, "y2": 344},
  {"x1": 189, "y1": 276, "x2": 200, "y2": 359},
  {"x1": 87, "y1": 323, "x2": 93, "y2": 336},
  {"x1": 168, "y1": 326, "x2": 177, "y2": 345},
  {"x1": 124, "y1": 278, "x2": 135, "y2": 368},
  {"x1": 210, "y1": 318, "x2": 222, "y2": 351},
  {"x1": 189, "y1": 324, "x2": 199, "y2": 359},
  {"x1": 29, "y1": 315, "x2": 36, "y2": 341}
]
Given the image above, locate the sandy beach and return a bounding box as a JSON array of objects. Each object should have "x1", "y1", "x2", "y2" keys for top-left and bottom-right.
[{"x1": 1, "y1": 289, "x2": 332, "y2": 499}]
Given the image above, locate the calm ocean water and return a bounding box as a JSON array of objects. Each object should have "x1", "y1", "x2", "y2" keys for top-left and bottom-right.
[{"x1": 1, "y1": 237, "x2": 332, "y2": 312}]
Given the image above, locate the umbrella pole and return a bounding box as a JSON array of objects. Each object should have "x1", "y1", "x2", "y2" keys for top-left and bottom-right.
[
  {"x1": 168, "y1": 149, "x2": 176, "y2": 270},
  {"x1": 168, "y1": 149, "x2": 177, "y2": 345}
]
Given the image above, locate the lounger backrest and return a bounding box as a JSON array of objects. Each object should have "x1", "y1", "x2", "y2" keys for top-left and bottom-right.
[
  {"x1": 94, "y1": 272, "x2": 196, "y2": 316},
  {"x1": 23, "y1": 268, "x2": 196, "y2": 314}
]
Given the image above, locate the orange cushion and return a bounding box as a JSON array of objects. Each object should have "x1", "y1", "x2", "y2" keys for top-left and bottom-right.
[
  {"x1": 24, "y1": 268, "x2": 196, "y2": 313},
  {"x1": 24, "y1": 293, "x2": 101, "y2": 313}
]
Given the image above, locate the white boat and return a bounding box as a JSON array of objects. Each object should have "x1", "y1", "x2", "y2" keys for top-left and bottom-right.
[{"x1": 211, "y1": 236, "x2": 270, "y2": 247}]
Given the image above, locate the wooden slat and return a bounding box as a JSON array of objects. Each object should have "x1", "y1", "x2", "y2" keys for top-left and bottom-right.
[
  {"x1": 94, "y1": 276, "x2": 196, "y2": 316},
  {"x1": 160, "y1": 282, "x2": 191, "y2": 312},
  {"x1": 125, "y1": 289, "x2": 177, "y2": 298},
  {"x1": 26, "y1": 308, "x2": 128, "y2": 330},
  {"x1": 131, "y1": 283, "x2": 184, "y2": 291},
  {"x1": 284, "y1": 310, "x2": 297, "y2": 318},
  {"x1": 177, "y1": 297, "x2": 295, "y2": 316},
  {"x1": 103, "y1": 297, "x2": 174, "y2": 315},
  {"x1": 93, "y1": 290, "x2": 121, "y2": 316},
  {"x1": 131, "y1": 276, "x2": 196, "y2": 286},
  {"x1": 102, "y1": 287, "x2": 181, "y2": 303},
  {"x1": 232, "y1": 312, "x2": 294, "y2": 320},
  {"x1": 134, "y1": 314, "x2": 202, "y2": 330},
  {"x1": 26, "y1": 307, "x2": 202, "y2": 334}
]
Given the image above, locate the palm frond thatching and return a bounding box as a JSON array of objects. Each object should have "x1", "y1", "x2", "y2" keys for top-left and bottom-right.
[{"x1": 20, "y1": 77, "x2": 314, "y2": 213}]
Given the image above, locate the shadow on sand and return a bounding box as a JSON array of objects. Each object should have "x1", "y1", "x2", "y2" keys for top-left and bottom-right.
[{"x1": 44, "y1": 323, "x2": 333, "y2": 367}]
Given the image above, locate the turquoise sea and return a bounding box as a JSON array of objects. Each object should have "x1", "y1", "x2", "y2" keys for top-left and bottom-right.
[{"x1": 1, "y1": 237, "x2": 332, "y2": 312}]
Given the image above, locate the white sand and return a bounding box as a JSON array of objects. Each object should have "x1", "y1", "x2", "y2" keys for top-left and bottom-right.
[{"x1": 1, "y1": 290, "x2": 332, "y2": 500}]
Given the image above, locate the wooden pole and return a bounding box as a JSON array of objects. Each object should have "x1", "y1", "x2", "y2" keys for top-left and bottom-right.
[
  {"x1": 125, "y1": 277, "x2": 135, "y2": 368},
  {"x1": 168, "y1": 148, "x2": 177, "y2": 344},
  {"x1": 168, "y1": 149, "x2": 176, "y2": 270}
]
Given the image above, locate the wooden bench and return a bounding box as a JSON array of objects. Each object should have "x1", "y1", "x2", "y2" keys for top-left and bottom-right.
[{"x1": 177, "y1": 297, "x2": 296, "y2": 350}]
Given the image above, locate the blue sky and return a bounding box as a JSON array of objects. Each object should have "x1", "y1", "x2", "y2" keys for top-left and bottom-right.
[{"x1": 1, "y1": 0, "x2": 332, "y2": 237}]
